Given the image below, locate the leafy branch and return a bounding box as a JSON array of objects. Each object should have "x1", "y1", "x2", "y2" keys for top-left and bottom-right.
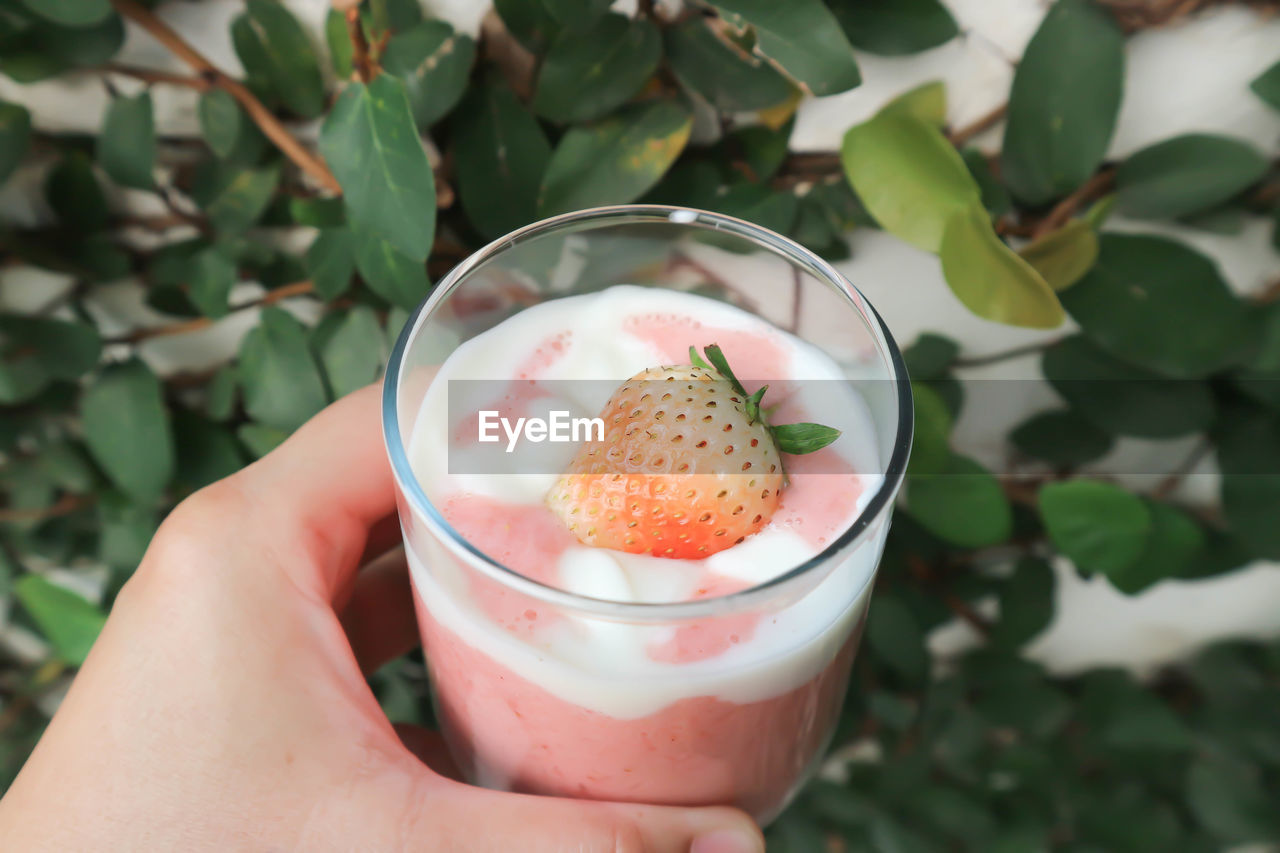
[
  {"x1": 101, "y1": 280, "x2": 315, "y2": 345},
  {"x1": 107, "y1": 0, "x2": 341, "y2": 193}
]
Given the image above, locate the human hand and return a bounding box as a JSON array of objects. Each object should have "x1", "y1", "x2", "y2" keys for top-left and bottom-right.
[{"x1": 0, "y1": 385, "x2": 764, "y2": 852}]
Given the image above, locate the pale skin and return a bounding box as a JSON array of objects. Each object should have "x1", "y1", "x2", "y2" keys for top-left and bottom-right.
[{"x1": 0, "y1": 385, "x2": 764, "y2": 853}]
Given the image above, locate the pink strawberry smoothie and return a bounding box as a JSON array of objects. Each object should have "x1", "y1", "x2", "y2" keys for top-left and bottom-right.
[
  {"x1": 414, "y1": 584, "x2": 863, "y2": 819},
  {"x1": 403, "y1": 286, "x2": 886, "y2": 820}
]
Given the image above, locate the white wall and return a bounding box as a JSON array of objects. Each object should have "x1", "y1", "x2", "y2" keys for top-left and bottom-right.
[{"x1": 2, "y1": 0, "x2": 1279, "y2": 675}]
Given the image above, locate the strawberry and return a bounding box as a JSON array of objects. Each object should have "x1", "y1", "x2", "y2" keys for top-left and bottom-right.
[{"x1": 545, "y1": 345, "x2": 841, "y2": 559}]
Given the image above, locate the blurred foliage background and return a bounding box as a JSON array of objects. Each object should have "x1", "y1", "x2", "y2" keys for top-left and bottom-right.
[{"x1": 1, "y1": 0, "x2": 1279, "y2": 848}]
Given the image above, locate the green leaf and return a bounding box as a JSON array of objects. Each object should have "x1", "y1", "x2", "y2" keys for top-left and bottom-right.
[
  {"x1": 1249, "y1": 58, "x2": 1280, "y2": 112},
  {"x1": 1186, "y1": 755, "x2": 1280, "y2": 842},
  {"x1": 188, "y1": 245, "x2": 238, "y2": 318},
  {"x1": 452, "y1": 80, "x2": 551, "y2": 240},
  {"x1": 706, "y1": 0, "x2": 861, "y2": 96},
  {"x1": 14, "y1": 575, "x2": 106, "y2": 665},
  {"x1": 1000, "y1": 0, "x2": 1125, "y2": 205},
  {"x1": 44, "y1": 152, "x2": 108, "y2": 231},
  {"x1": 710, "y1": 183, "x2": 798, "y2": 234},
  {"x1": 320, "y1": 74, "x2": 436, "y2": 262},
  {"x1": 867, "y1": 593, "x2": 929, "y2": 681},
  {"x1": 962, "y1": 148, "x2": 1013, "y2": 219},
  {"x1": 325, "y1": 8, "x2": 353, "y2": 78},
  {"x1": 1011, "y1": 409, "x2": 1113, "y2": 467},
  {"x1": 907, "y1": 454, "x2": 1013, "y2": 548},
  {"x1": 772, "y1": 423, "x2": 841, "y2": 455},
  {"x1": 97, "y1": 91, "x2": 155, "y2": 190},
  {"x1": 766, "y1": 813, "x2": 829, "y2": 853},
  {"x1": 534, "y1": 14, "x2": 660, "y2": 123},
  {"x1": 903, "y1": 333, "x2": 958, "y2": 377},
  {"x1": 539, "y1": 0, "x2": 611, "y2": 29},
  {"x1": 382, "y1": 20, "x2": 477, "y2": 128},
  {"x1": 701, "y1": 344, "x2": 747, "y2": 395},
  {"x1": 5, "y1": 14, "x2": 124, "y2": 81},
  {"x1": 0, "y1": 315, "x2": 101, "y2": 406},
  {"x1": 789, "y1": 196, "x2": 845, "y2": 259},
  {"x1": 881, "y1": 80, "x2": 948, "y2": 126},
  {"x1": 1114, "y1": 500, "x2": 1205, "y2": 593},
  {"x1": 98, "y1": 491, "x2": 158, "y2": 570},
  {"x1": 20, "y1": 0, "x2": 111, "y2": 28},
  {"x1": 664, "y1": 17, "x2": 794, "y2": 113},
  {"x1": 318, "y1": 306, "x2": 384, "y2": 398},
  {"x1": 1043, "y1": 336, "x2": 1215, "y2": 438},
  {"x1": 939, "y1": 203, "x2": 1064, "y2": 328},
  {"x1": 1179, "y1": 203, "x2": 1247, "y2": 235},
  {"x1": 237, "y1": 423, "x2": 289, "y2": 458},
  {"x1": 1079, "y1": 670, "x2": 1191, "y2": 752},
  {"x1": 908, "y1": 382, "x2": 951, "y2": 476},
  {"x1": 81, "y1": 359, "x2": 175, "y2": 502},
  {"x1": 306, "y1": 226, "x2": 356, "y2": 300},
  {"x1": 237, "y1": 307, "x2": 328, "y2": 432},
  {"x1": 33, "y1": 440, "x2": 95, "y2": 492},
  {"x1": 204, "y1": 165, "x2": 280, "y2": 233},
  {"x1": 0, "y1": 100, "x2": 32, "y2": 186},
  {"x1": 174, "y1": 409, "x2": 244, "y2": 492},
  {"x1": 197, "y1": 88, "x2": 245, "y2": 159},
  {"x1": 1116, "y1": 134, "x2": 1269, "y2": 220},
  {"x1": 232, "y1": 0, "x2": 325, "y2": 119},
  {"x1": 716, "y1": 120, "x2": 794, "y2": 182},
  {"x1": 902, "y1": 786, "x2": 995, "y2": 846},
  {"x1": 1060, "y1": 234, "x2": 1251, "y2": 378},
  {"x1": 991, "y1": 557, "x2": 1055, "y2": 649},
  {"x1": 828, "y1": 0, "x2": 958, "y2": 56},
  {"x1": 1017, "y1": 220, "x2": 1099, "y2": 292},
  {"x1": 205, "y1": 364, "x2": 238, "y2": 421},
  {"x1": 494, "y1": 0, "x2": 609, "y2": 51},
  {"x1": 841, "y1": 112, "x2": 978, "y2": 252},
  {"x1": 1039, "y1": 480, "x2": 1151, "y2": 577},
  {"x1": 352, "y1": 223, "x2": 430, "y2": 309},
  {"x1": 289, "y1": 197, "x2": 345, "y2": 227},
  {"x1": 965, "y1": 653, "x2": 1070, "y2": 738},
  {"x1": 538, "y1": 99, "x2": 691, "y2": 217},
  {"x1": 1215, "y1": 409, "x2": 1280, "y2": 560},
  {"x1": 385, "y1": 307, "x2": 412, "y2": 348}
]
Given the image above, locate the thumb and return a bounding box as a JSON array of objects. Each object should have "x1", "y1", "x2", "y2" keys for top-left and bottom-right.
[{"x1": 438, "y1": 781, "x2": 765, "y2": 853}]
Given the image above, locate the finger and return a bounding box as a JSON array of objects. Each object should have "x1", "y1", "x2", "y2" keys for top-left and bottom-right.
[
  {"x1": 360, "y1": 512, "x2": 404, "y2": 566},
  {"x1": 339, "y1": 548, "x2": 419, "y2": 675},
  {"x1": 392, "y1": 723, "x2": 463, "y2": 782},
  {"x1": 434, "y1": 785, "x2": 765, "y2": 853},
  {"x1": 236, "y1": 383, "x2": 397, "y2": 601}
]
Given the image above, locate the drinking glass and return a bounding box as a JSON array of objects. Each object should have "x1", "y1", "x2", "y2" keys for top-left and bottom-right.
[{"x1": 382, "y1": 205, "x2": 912, "y2": 823}]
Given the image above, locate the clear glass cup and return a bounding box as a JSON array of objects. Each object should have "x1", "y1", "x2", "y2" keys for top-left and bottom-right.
[{"x1": 382, "y1": 205, "x2": 912, "y2": 824}]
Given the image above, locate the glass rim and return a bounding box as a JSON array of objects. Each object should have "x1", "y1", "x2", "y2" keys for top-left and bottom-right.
[{"x1": 382, "y1": 204, "x2": 914, "y2": 621}]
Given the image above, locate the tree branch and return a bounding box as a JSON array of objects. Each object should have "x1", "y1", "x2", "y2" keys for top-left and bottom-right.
[
  {"x1": 1152, "y1": 438, "x2": 1212, "y2": 499},
  {"x1": 1032, "y1": 169, "x2": 1116, "y2": 239},
  {"x1": 0, "y1": 494, "x2": 91, "y2": 524},
  {"x1": 947, "y1": 103, "x2": 1007, "y2": 147},
  {"x1": 107, "y1": 0, "x2": 341, "y2": 194},
  {"x1": 345, "y1": 6, "x2": 377, "y2": 83},
  {"x1": 103, "y1": 63, "x2": 210, "y2": 90},
  {"x1": 104, "y1": 280, "x2": 315, "y2": 345},
  {"x1": 906, "y1": 555, "x2": 991, "y2": 637},
  {"x1": 953, "y1": 338, "x2": 1061, "y2": 369}
]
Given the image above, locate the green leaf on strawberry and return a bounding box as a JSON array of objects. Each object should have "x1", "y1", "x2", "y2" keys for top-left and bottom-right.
[
  {"x1": 773, "y1": 423, "x2": 843, "y2": 455},
  {"x1": 693, "y1": 344, "x2": 841, "y2": 453}
]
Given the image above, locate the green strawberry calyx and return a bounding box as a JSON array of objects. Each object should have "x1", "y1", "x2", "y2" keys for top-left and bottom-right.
[{"x1": 688, "y1": 344, "x2": 841, "y2": 456}]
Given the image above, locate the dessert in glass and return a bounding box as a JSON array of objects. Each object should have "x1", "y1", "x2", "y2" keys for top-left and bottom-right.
[{"x1": 383, "y1": 206, "x2": 911, "y2": 824}]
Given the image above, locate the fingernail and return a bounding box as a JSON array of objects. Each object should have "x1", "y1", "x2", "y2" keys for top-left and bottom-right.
[{"x1": 690, "y1": 828, "x2": 761, "y2": 853}]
